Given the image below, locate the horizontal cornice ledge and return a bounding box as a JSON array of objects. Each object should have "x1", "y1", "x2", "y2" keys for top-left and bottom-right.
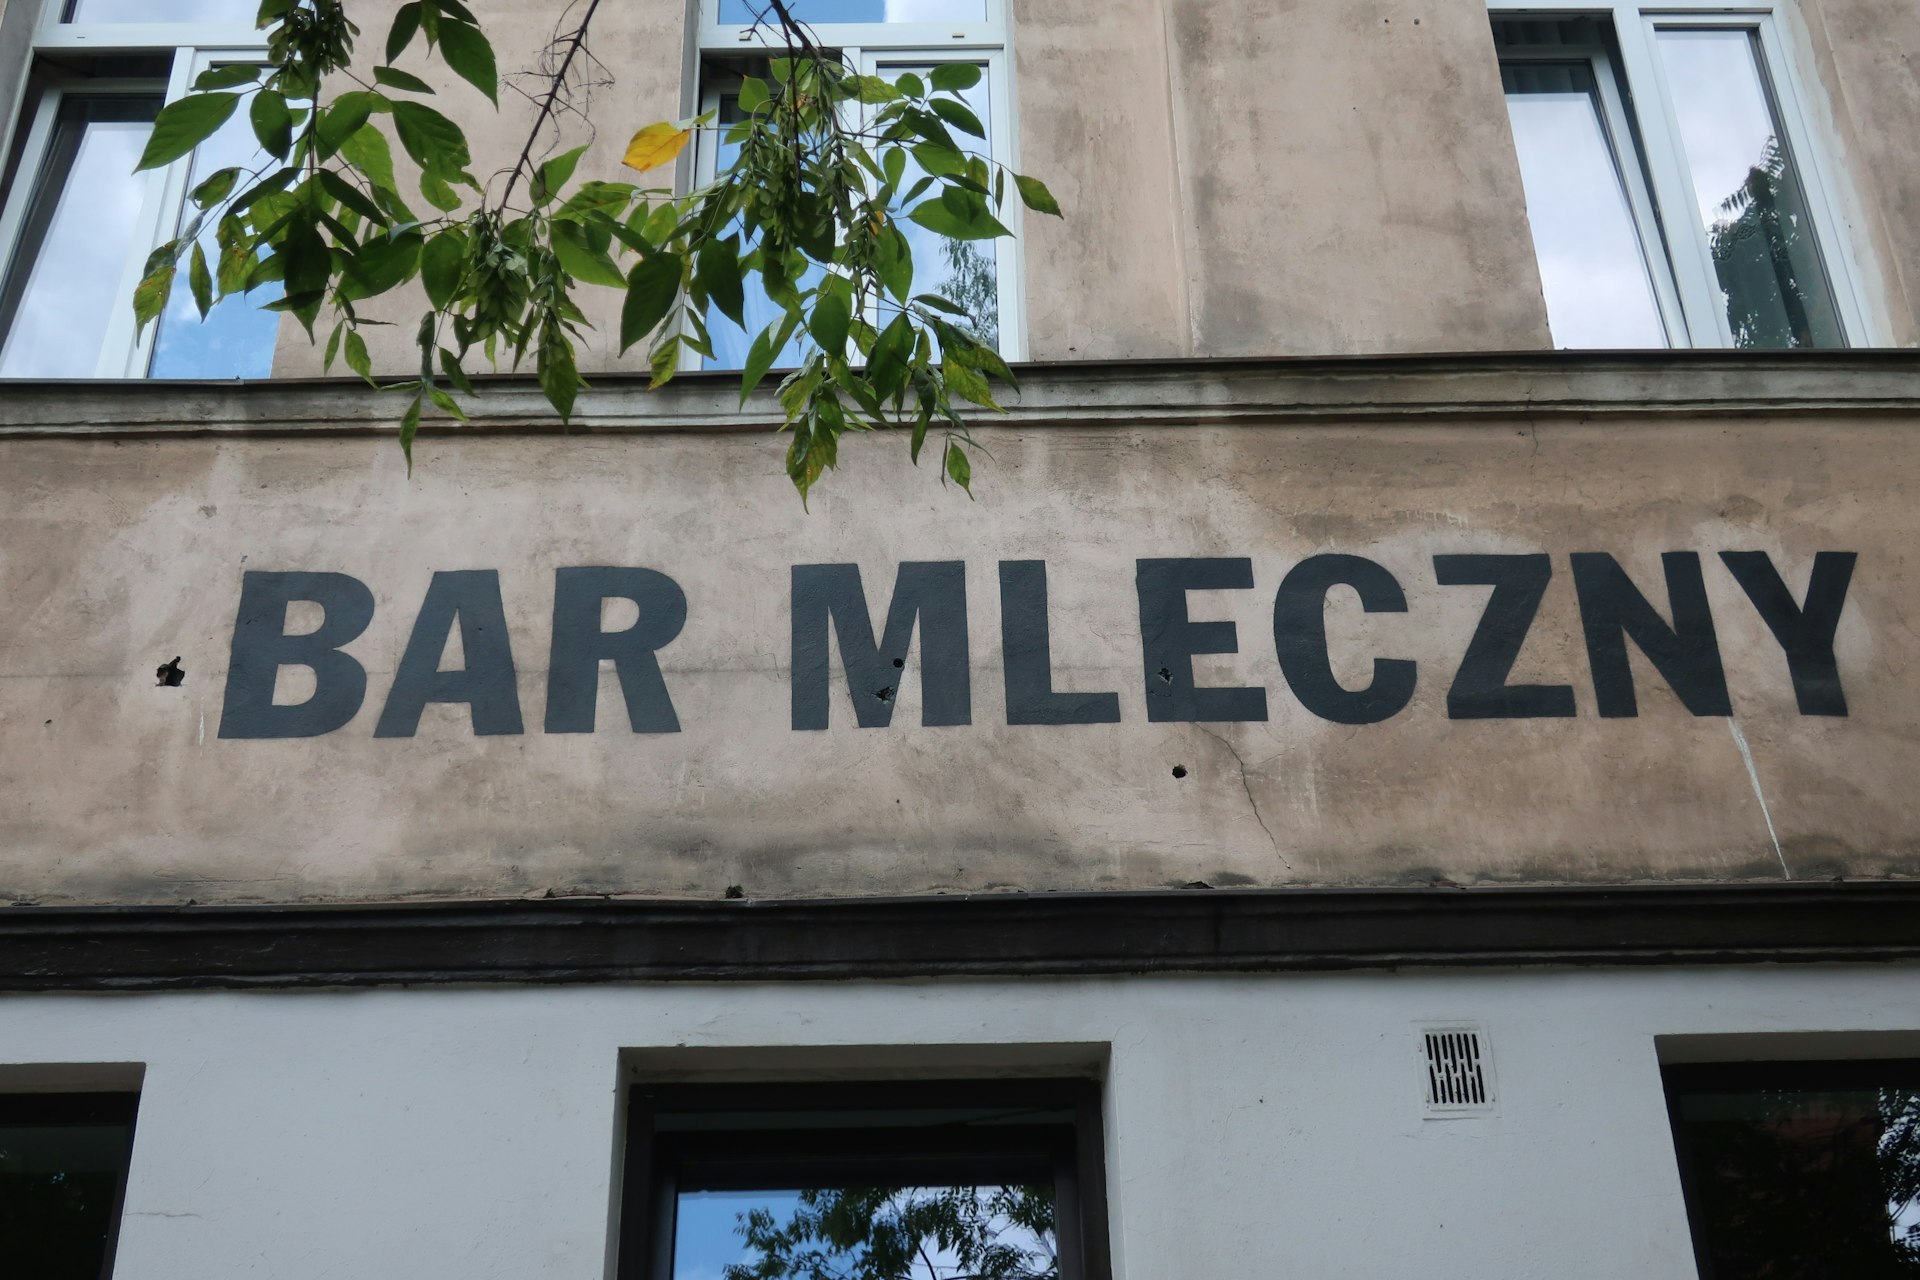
[
  {"x1": 2, "y1": 882, "x2": 1919, "y2": 989},
  {"x1": 3, "y1": 349, "x2": 1919, "y2": 438}
]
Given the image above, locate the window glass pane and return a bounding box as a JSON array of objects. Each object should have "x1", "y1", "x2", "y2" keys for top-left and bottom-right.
[
  {"x1": 1669, "y1": 1074, "x2": 1920, "y2": 1276},
  {"x1": 672, "y1": 1185, "x2": 1058, "y2": 1279},
  {"x1": 0, "y1": 1099, "x2": 139, "y2": 1280},
  {"x1": 876, "y1": 62, "x2": 998, "y2": 350},
  {"x1": 0, "y1": 94, "x2": 160, "y2": 378},
  {"x1": 1502, "y1": 62, "x2": 1668, "y2": 349},
  {"x1": 701, "y1": 93, "x2": 825, "y2": 372},
  {"x1": 715, "y1": 0, "x2": 986, "y2": 25},
  {"x1": 149, "y1": 69, "x2": 282, "y2": 379},
  {"x1": 1655, "y1": 28, "x2": 1845, "y2": 349},
  {"x1": 63, "y1": 0, "x2": 257, "y2": 22}
]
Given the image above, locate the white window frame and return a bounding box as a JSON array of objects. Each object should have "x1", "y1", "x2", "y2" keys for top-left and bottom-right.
[
  {"x1": 0, "y1": 0, "x2": 270, "y2": 378},
  {"x1": 1489, "y1": 1, "x2": 1879, "y2": 348},
  {"x1": 690, "y1": 0, "x2": 1025, "y2": 363}
]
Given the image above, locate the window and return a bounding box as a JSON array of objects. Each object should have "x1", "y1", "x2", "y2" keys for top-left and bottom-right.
[
  {"x1": 617, "y1": 1079, "x2": 1111, "y2": 1280},
  {"x1": 1491, "y1": 4, "x2": 1869, "y2": 350},
  {"x1": 0, "y1": 1092, "x2": 141, "y2": 1280},
  {"x1": 689, "y1": 0, "x2": 1021, "y2": 366},
  {"x1": 1665, "y1": 1060, "x2": 1920, "y2": 1277},
  {"x1": 0, "y1": 0, "x2": 276, "y2": 378}
]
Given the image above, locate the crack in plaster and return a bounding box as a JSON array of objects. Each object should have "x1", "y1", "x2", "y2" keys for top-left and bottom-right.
[{"x1": 1197, "y1": 726, "x2": 1290, "y2": 869}]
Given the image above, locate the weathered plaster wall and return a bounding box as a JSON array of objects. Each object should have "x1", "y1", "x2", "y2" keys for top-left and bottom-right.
[
  {"x1": 2, "y1": 360, "x2": 1914, "y2": 905},
  {"x1": 1791, "y1": 0, "x2": 1920, "y2": 344},
  {"x1": 4, "y1": 967, "x2": 1920, "y2": 1279}
]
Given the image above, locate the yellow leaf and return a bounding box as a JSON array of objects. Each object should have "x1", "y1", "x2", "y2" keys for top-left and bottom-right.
[{"x1": 623, "y1": 122, "x2": 691, "y2": 173}]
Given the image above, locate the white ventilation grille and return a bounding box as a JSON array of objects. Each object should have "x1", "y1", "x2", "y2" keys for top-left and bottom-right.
[{"x1": 1420, "y1": 1025, "x2": 1494, "y2": 1115}]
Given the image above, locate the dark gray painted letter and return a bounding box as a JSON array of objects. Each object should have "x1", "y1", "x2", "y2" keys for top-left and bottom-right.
[
  {"x1": 999, "y1": 560, "x2": 1121, "y2": 726},
  {"x1": 1720, "y1": 550, "x2": 1854, "y2": 716},
  {"x1": 1135, "y1": 558, "x2": 1268, "y2": 723},
  {"x1": 218, "y1": 570, "x2": 375, "y2": 739},
  {"x1": 1434, "y1": 553, "x2": 1576, "y2": 719},
  {"x1": 375, "y1": 570, "x2": 524, "y2": 737},
  {"x1": 544, "y1": 566, "x2": 686, "y2": 734},
  {"x1": 1274, "y1": 554, "x2": 1417, "y2": 725},
  {"x1": 791, "y1": 562, "x2": 970, "y2": 730},
  {"x1": 1570, "y1": 552, "x2": 1730, "y2": 717}
]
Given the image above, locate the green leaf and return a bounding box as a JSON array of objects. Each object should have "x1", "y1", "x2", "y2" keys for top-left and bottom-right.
[
  {"x1": 323, "y1": 321, "x2": 343, "y2": 372},
  {"x1": 319, "y1": 170, "x2": 386, "y2": 225},
  {"x1": 373, "y1": 65, "x2": 435, "y2": 94},
  {"x1": 343, "y1": 329, "x2": 374, "y2": 384},
  {"x1": 398, "y1": 392, "x2": 423, "y2": 471},
  {"x1": 420, "y1": 230, "x2": 465, "y2": 309},
  {"x1": 928, "y1": 96, "x2": 985, "y2": 138},
  {"x1": 944, "y1": 439, "x2": 972, "y2": 492},
  {"x1": 427, "y1": 386, "x2": 469, "y2": 420},
  {"x1": 532, "y1": 143, "x2": 589, "y2": 205},
  {"x1": 1015, "y1": 173, "x2": 1061, "y2": 217},
  {"x1": 894, "y1": 71, "x2": 924, "y2": 98},
  {"x1": 619, "y1": 252, "x2": 682, "y2": 354},
  {"x1": 810, "y1": 277, "x2": 851, "y2": 355},
  {"x1": 436, "y1": 20, "x2": 498, "y2": 104},
  {"x1": 648, "y1": 335, "x2": 678, "y2": 389},
  {"x1": 391, "y1": 100, "x2": 470, "y2": 176},
  {"x1": 317, "y1": 91, "x2": 386, "y2": 159},
  {"x1": 740, "y1": 327, "x2": 778, "y2": 403},
  {"x1": 537, "y1": 326, "x2": 581, "y2": 420},
  {"x1": 438, "y1": 347, "x2": 475, "y2": 393},
  {"x1": 418, "y1": 169, "x2": 462, "y2": 212},
  {"x1": 737, "y1": 76, "x2": 769, "y2": 114},
  {"x1": 339, "y1": 229, "x2": 423, "y2": 301},
  {"x1": 909, "y1": 142, "x2": 966, "y2": 179},
  {"x1": 218, "y1": 238, "x2": 254, "y2": 295},
  {"x1": 868, "y1": 314, "x2": 913, "y2": 399},
  {"x1": 881, "y1": 146, "x2": 907, "y2": 191},
  {"x1": 249, "y1": 89, "x2": 292, "y2": 160},
  {"x1": 942, "y1": 353, "x2": 997, "y2": 408},
  {"x1": 843, "y1": 75, "x2": 900, "y2": 104},
  {"x1": 386, "y1": 2, "x2": 423, "y2": 62},
  {"x1": 132, "y1": 262, "x2": 175, "y2": 334},
  {"x1": 552, "y1": 220, "x2": 625, "y2": 287},
  {"x1": 136, "y1": 93, "x2": 240, "y2": 171},
  {"x1": 339, "y1": 121, "x2": 398, "y2": 191},
  {"x1": 930, "y1": 63, "x2": 982, "y2": 92},
  {"x1": 190, "y1": 166, "x2": 241, "y2": 209},
  {"x1": 194, "y1": 63, "x2": 261, "y2": 91},
  {"x1": 908, "y1": 198, "x2": 1010, "y2": 241},
  {"x1": 188, "y1": 241, "x2": 212, "y2": 318},
  {"x1": 696, "y1": 235, "x2": 744, "y2": 328}
]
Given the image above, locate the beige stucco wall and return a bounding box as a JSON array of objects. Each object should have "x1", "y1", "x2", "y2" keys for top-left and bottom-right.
[
  {"x1": 253, "y1": 0, "x2": 1920, "y2": 376},
  {"x1": 3, "y1": 356, "x2": 1915, "y2": 906},
  {"x1": 1791, "y1": 0, "x2": 1920, "y2": 344}
]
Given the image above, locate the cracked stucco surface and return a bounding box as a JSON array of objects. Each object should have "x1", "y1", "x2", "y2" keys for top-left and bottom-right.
[{"x1": 2, "y1": 386, "x2": 1915, "y2": 905}]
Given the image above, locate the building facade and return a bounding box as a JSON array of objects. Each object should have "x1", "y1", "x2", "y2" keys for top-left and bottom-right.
[{"x1": 2, "y1": 0, "x2": 1920, "y2": 1276}]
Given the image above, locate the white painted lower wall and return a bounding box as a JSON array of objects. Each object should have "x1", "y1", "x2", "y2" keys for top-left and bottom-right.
[{"x1": 6, "y1": 963, "x2": 1920, "y2": 1279}]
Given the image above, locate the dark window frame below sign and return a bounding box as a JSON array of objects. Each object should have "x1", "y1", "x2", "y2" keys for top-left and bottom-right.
[
  {"x1": 0, "y1": 1090, "x2": 142, "y2": 1280},
  {"x1": 1662, "y1": 1057, "x2": 1920, "y2": 1280},
  {"x1": 617, "y1": 1078, "x2": 1112, "y2": 1280}
]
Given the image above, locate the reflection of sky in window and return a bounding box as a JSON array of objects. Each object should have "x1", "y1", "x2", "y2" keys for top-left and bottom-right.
[
  {"x1": 65, "y1": 0, "x2": 257, "y2": 21},
  {"x1": 150, "y1": 81, "x2": 282, "y2": 379},
  {"x1": 673, "y1": 1190, "x2": 805, "y2": 1280},
  {"x1": 1656, "y1": 30, "x2": 1782, "y2": 229},
  {"x1": 0, "y1": 118, "x2": 152, "y2": 378},
  {"x1": 716, "y1": 0, "x2": 984, "y2": 23},
  {"x1": 702, "y1": 104, "x2": 826, "y2": 371},
  {"x1": 1504, "y1": 81, "x2": 1666, "y2": 348}
]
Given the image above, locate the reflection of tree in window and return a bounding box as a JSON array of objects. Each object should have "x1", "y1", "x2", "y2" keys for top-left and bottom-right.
[
  {"x1": 722, "y1": 1184, "x2": 1057, "y2": 1280},
  {"x1": 937, "y1": 239, "x2": 998, "y2": 350},
  {"x1": 1709, "y1": 137, "x2": 1800, "y2": 347}
]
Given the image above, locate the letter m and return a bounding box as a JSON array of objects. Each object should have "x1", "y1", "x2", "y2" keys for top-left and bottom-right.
[{"x1": 791, "y1": 563, "x2": 970, "y2": 730}]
